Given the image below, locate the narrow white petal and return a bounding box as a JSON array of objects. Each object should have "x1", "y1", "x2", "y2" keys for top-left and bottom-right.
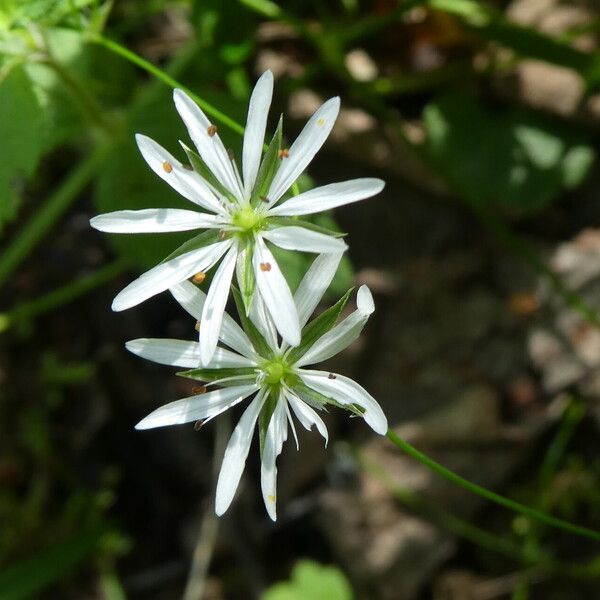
[
  {"x1": 200, "y1": 243, "x2": 238, "y2": 365},
  {"x1": 267, "y1": 97, "x2": 340, "y2": 204},
  {"x1": 262, "y1": 226, "x2": 347, "y2": 254},
  {"x1": 135, "y1": 384, "x2": 258, "y2": 429},
  {"x1": 294, "y1": 253, "x2": 343, "y2": 328},
  {"x1": 135, "y1": 134, "x2": 224, "y2": 214},
  {"x1": 356, "y1": 284, "x2": 375, "y2": 314},
  {"x1": 243, "y1": 70, "x2": 273, "y2": 198},
  {"x1": 268, "y1": 178, "x2": 385, "y2": 216},
  {"x1": 112, "y1": 240, "x2": 231, "y2": 312},
  {"x1": 90, "y1": 209, "x2": 223, "y2": 233},
  {"x1": 215, "y1": 390, "x2": 267, "y2": 516},
  {"x1": 173, "y1": 89, "x2": 243, "y2": 199},
  {"x1": 170, "y1": 282, "x2": 257, "y2": 360},
  {"x1": 295, "y1": 285, "x2": 374, "y2": 367},
  {"x1": 286, "y1": 389, "x2": 328, "y2": 445},
  {"x1": 126, "y1": 338, "x2": 254, "y2": 368},
  {"x1": 300, "y1": 371, "x2": 387, "y2": 435},
  {"x1": 249, "y1": 291, "x2": 278, "y2": 350},
  {"x1": 253, "y1": 235, "x2": 300, "y2": 346},
  {"x1": 260, "y1": 395, "x2": 288, "y2": 521}
]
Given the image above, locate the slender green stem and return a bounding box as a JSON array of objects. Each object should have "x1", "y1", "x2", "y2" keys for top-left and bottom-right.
[
  {"x1": 90, "y1": 34, "x2": 245, "y2": 137},
  {"x1": 0, "y1": 259, "x2": 128, "y2": 332},
  {"x1": 0, "y1": 143, "x2": 113, "y2": 289},
  {"x1": 386, "y1": 430, "x2": 600, "y2": 542}
]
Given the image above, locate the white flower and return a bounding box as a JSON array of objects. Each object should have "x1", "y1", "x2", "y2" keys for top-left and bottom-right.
[
  {"x1": 90, "y1": 70, "x2": 385, "y2": 365},
  {"x1": 127, "y1": 253, "x2": 387, "y2": 521}
]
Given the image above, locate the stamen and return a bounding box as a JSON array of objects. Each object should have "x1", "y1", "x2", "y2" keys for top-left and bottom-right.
[
  {"x1": 218, "y1": 229, "x2": 227, "y2": 240},
  {"x1": 260, "y1": 195, "x2": 269, "y2": 203},
  {"x1": 162, "y1": 161, "x2": 173, "y2": 173},
  {"x1": 267, "y1": 494, "x2": 276, "y2": 503},
  {"x1": 317, "y1": 118, "x2": 325, "y2": 126},
  {"x1": 182, "y1": 164, "x2": 194, "y2": 171},
  {"x1": 278, "y1": 148, "x2": 289, "y2": 159},
  {"x1": 328, "y1": 373, "x2": 336, "y2": 380},
  {"x1": 195, "y1": 320, "x2": 201, "y2": 332},
  {"x1": 193, "y1": 385, "x2": 206, "y2": 394},
  {"x1": 192, "y1": 271, "x2": 206, "y2": 284},
  {"x1": 259, "y1": 262, "x2": 272, "y2": 272},
  {"x1": 207, "y1": 125, "x2": 218, "y2": 137}
]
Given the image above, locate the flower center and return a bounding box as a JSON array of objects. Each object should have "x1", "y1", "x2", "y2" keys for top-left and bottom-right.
[
  {"x1": 232, "y1": 206, "x2": 262, "y2": 232},
  {"x1": 262, "y1": 358, "x2": 290, "y2": 386}
]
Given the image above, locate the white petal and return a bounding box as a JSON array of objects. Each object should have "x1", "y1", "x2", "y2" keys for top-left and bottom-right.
[
  {"x1": 262, "y1": 226, "x2": 347, "y2": 254},
  {"x1": 266, "y1": 97, "x2": 340, "y2": 204},
  {"x1": 253, "y1": 235, "x2": 300, "y2": 346},
  {"x1": 200, "y1": 242, "x2": 238, "y2": 365},
  {"x1": 249, "y1": 291, "x2": 278, "y2": 350},
  {"x1": 125, "y1": 338, "x2": 254, "y2": 368},
  {"x1": 300, "y1": 371, "x2": 387, "y2": 435},
  {"x1": 90, "y1": 209, "x2": 223, "y2": 233},
  {"x1": 260, "y1": 394, "x2": 288, "y2": 521},
  {"x1": 215, "y1": 390, "x2": 267, "y2": 516},
  {"x1": 170, "y1": 282, "x2": 257, "y2": 360},
  {"x1": 173, "y1": 89, "x2": 243, "y2": 200},
  {"x1": 112, "y1": 240, "x2": 231, "y2": 312},
  {"x1": 135, "y1": 134, "x2": 224, "y2": 214},
  {"x1": 286, "y1": 389, "x2": 328, "y2": 445},
  {"x1": 135, "y1": 384, "x2": 258, "y2": 429},
  {"x1": 243, "y1": 70, "x2": 273, "y2": 198},
  {"x1": 268, "y1": 178, "x2": 385, "y2": 216},
  {"x1": 294, "y1": 253, "x2": 343, "y2": 328},
  {"x1": 295, "y1": 285, "x2": 374, "y2": 367}
]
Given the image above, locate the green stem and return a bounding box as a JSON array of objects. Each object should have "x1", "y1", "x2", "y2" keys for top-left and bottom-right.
[
  {"x1": 0, "y1": 259, "x2": 127, "y2": 332},
  {"x1": 0, "y1": 143, "x2": 113, "y2": 288},
  {"x1": 386, "y1": 430, "x2": 600, "y2": 542},
  {"x1": 90, "y1": 34, "x2": 245, "y2": 137}
]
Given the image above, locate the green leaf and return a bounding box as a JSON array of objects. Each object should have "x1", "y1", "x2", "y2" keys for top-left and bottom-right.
[
  {"x1": 423, "y1": 92, "x2": 595, "y2": 213},
  {"x1": 177, "y1": 367, "x2": 256, "y2": 382},
  {"x1": 236, "y1": 239, "x2": 256, "y2": 315},
  {"x1": 232, "y1": 286, "x2": 273, "y2": 358},
  {"x1": 0, "y1": 527, "x2": 104, "y2": 600},
  {"x1": 251, "y1": 115, "x2": 282, "y2": 206},
  {"x1": 0, "y1": 65, "x2": 43, "y2": 231},
  {"x1": 286, "y1": 288, "x2": 353, "y2": 365},
  {"x1": 261, "y1": 560, "x2": 353, "y2": 600}
]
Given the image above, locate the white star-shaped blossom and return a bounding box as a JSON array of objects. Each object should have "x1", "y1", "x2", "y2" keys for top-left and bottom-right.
[
  {"x1": 126, "y1": 253, "x2": 387, "y2": 521},
  {"x1": 90, "y1": 70, "x2": 385, "y2": 365}
]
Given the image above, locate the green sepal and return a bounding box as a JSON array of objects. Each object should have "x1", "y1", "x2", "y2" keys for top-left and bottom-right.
[
  {"x1": 286, "y1": 288, "x2": 354, "y2": 365},
  {"x1": 160, "y1": 229, "x2": 220, "y2": 264},
  {"x1": 251, "y1": 115, "x2": 283, "y2": 207},
  {"x1": 258, "y1": 390, "x2": 278, "y2": 455},
  {"x1": 177, "y1": 367, "x2": 256, "y2": 382},
  {"x1": 232, "y1": 286, "x2": 274, "y2": 358},
  {"x1": 266, "y1": 216, "x2": 347, "y2": 238},
  {"x1": 292, "y1": 381, "x2": 363, "y2": 417},
  {"x1": 236, "y1": 239, "x2": 256, "y2": 316},
  {"x1": 183, "y1": 144, "x2": 238, "y2": 203}
]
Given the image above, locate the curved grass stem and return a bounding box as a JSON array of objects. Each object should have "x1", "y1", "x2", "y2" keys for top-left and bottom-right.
[{"x1": 386, "y1": 430, "x2": 600, "y2": 543}]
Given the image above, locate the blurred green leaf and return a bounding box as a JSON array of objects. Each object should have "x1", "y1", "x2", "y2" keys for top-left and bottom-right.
[
  {"x1": 262, "y1": 560, "x2": 353, "y2": 600},
  {"x1": 429, "y1": 0, "x2": 600, "y2": 87},
  {"x1": 423, "y1": 92, "x2": 595, "y2": 213},
  {"x1": 0, "y1": 528, "x2": 104, "y2": 600},
  {"x1": 0, "y1": 65, "x2": 43, "y2": 230}
]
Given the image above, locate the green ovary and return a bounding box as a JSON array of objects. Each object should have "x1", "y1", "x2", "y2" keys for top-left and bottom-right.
[
  {"x1": 232, "y1": 206, "x2": 263, "y2": 232},
  {"x1": 262, "y1": 359, "x2": 291, "y2": 386}
]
